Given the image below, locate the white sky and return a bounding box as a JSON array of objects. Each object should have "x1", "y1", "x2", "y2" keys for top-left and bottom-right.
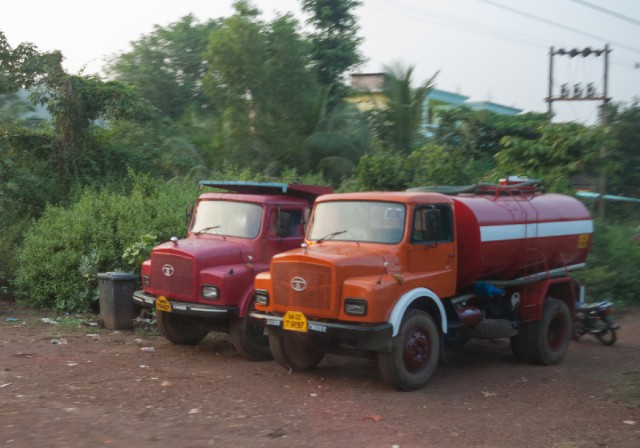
[{"x1": 2, "y1": 0, "x2": 639, "y2": 123}]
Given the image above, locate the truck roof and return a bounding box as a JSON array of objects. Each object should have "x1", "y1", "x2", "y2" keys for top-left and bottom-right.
[
  {"x1": 315, "y1": 191, "x2": 454, "y2": 205},
  {"x1": 199, "y1": 181, "x2": 332, "y2": 202}
]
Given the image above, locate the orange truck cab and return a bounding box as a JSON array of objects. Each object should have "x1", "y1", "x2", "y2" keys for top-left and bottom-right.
[{"x1": 252, "y1": 179, "x2": 593, "y2": 390}]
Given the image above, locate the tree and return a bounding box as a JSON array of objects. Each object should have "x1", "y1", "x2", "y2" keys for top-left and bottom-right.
[
  {"x1": 0, "y1": 31, "x2": 53, "y2": 94},
  {"x1": 434, "y1": 107, "x2": 547, "y2": 157},
  {"x1": 369, "y1": 64, "x2": 435, "y2": 154},
  {"x1": 105, "y1": 15, "x2": 220, "y2": 119},
  {"x1": 607, "y1": 102, "x2": 640, "y2": 198},
  {"x1": 495, "y1": 121, "x2": 606, "y2": 192},
  {"x1": 301, "y1": 0, "x2": 364, "y2": 99},
  {"x1": 204, "y1": 1, "x2": 321, "y2": 174}
]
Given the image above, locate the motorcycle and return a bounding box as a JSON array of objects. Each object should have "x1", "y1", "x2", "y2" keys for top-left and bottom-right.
[{"x1": 573, "y1": 300, "x2": 620, "y2": 346}]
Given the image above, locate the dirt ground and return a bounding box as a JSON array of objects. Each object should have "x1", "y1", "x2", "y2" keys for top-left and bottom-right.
[{"x1": 1, "y1": 300, "x2": 639, "y2": 448}]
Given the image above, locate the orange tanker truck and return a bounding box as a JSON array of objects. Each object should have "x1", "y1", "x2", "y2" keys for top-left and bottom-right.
[{"x1": 251, "y1": 178, "x2": 593, "y2": 390}]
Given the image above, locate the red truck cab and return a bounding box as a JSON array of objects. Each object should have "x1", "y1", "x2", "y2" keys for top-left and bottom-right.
[{"x1": 133, "y1": 181, "x2": 331, "y2": 360}]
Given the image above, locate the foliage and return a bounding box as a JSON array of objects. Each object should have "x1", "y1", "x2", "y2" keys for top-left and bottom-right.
[
  {"x1": 356, "y1": 152, "x2": 410, "y2": 191},
  {"x1": 495, "y1": 121, "x2": 607, "y2": 192},
  {"x1": 203, "y1": 2, "x2": 322, "y2": 174},
  {"x1": 105, "y1": 14, "x2": 219, "y2": 119},
  {"x1": 122, "y1": 234, "x2": 158, "y2": 274},
  {"x1": 13, "y1": 173, "x2": 197, "y2": 311},
  {"x1": 434, "y1": 107, "x2": 547, "y2": 157},
  {"x1": 368, "y1": 64, "x2": 435, "y2": 154},
  {"x1": 301, "y1": 0, "x2": 364, "y2": 99},
  {"x1": 607, "y1": 102, "x2": 640, "y2": 199},
  {"x1": 576, "y1": 223, "x2": 640, "y2": 306},
  {"x1": 0, "y1": 30, "x2": 54, "y2": 93}
]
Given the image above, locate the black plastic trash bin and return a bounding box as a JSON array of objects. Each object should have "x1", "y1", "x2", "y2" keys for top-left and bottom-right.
[{"x1": 97, "y1": 272, "x2": 137, "y2": 330}]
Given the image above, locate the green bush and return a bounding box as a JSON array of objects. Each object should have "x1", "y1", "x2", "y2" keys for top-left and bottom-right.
[
  {"x1": 13, "y1": 172, "x2": 197, "y2": 311},
  {"x1": 577, "y1": 223, "x2": 640, "y2": 306}
]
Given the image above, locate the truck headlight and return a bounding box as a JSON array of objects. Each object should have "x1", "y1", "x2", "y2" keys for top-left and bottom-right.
[
  {"x1": 344, "y1": 298, "x2": 367, "y2": 316},
  {"x1": 142, "y1": 275, "x2": 150, "y2": 287},
  {"x1": 202, "y1": 285, "x2": 219, "y2": 300},
  {"x1": 254, "y1": 290, "x2": 269, "y2": 306}
]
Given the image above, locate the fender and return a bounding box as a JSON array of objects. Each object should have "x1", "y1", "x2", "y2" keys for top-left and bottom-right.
[{"x1": 388, "y1": 287, "x2": 447, "y2": 336}]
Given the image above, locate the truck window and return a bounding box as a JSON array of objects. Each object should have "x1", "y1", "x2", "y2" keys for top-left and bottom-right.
[
  {"x1": 308, "y1": 201, "x2": 405, "y2": 244},
  {"x1": 412, "y1": 204, "x2": 453, "y2": 243},
  {"x1": 269, "y1": 209, "x2": 304, "y2": 238},
  {"x1": 191, "y1": 200, "x2": 263, "y2": 239}
]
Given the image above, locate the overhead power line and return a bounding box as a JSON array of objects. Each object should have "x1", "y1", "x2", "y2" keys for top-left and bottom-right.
[
  {"x1": 569, "y1": 0, "x2": 640, "y2": 28},
  {"x1": 478, "y1": 0, "x2": 640, "y2": 56}
]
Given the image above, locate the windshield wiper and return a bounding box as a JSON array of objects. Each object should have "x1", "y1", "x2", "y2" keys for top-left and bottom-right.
[
  {"x1": 316, "y1": 230, "x2": 347, "y2": 243},
  {"x1": 194, "y1": 225, "x2": 221, "y2": 235}
]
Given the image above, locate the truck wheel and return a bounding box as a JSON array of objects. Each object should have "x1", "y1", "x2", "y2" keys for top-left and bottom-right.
[
  {"x1": 156, "y1": 311, "x2": 209, "y2": 345},
  {"x1": 526, "y1": 298, "x2": 571, "y2": 365},
  {"x1": 268, "y1": 332, "x2": 324, "y2": 371},
  {"x1": 378, "y1": 310, "x2": 440, "y2": 391},
  {"x1": 230, "y1": 316, "x2": 272, "y2": 361}
]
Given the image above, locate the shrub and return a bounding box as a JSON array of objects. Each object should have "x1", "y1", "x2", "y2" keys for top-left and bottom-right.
[
  {"x1": 13, "y1": 172, "x2": 197, "y2": 311},
  {"x1": 577, "y1": 223, "x2": 640, "y2": 306}
]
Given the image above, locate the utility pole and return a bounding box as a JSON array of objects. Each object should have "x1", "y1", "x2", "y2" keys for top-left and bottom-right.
[{"x1": 545, "y1": 44, "x2": 612, "y2": 221}]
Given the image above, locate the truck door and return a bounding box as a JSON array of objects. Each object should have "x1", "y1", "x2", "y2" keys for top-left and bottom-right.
[
  {"x1": 407, "y1": 204, "x2": 457, "y2": 298},
  {"x1": 263, "y1": 208, "x2": 306, "y2": 262}
]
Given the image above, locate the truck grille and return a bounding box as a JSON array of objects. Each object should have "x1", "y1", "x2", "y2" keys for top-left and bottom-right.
[
  {"x1": 272, "y1": 262, "x2": 332, "y2": 312},
  {"x1": 151, "y1": 253, "x2": 193, "y2": 298}
]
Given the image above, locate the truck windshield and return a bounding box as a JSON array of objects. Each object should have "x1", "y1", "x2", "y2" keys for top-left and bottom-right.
[
  {"x1": 308, "y1": 201, "x2": 406, "y2": 244},
  {"x1": 191, "y1": 200, "x2": 263, "y2": 239}
]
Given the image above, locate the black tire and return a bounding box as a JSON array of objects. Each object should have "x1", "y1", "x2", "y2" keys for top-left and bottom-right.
[
  {"x1": 156, "y1": 311, "x2": 209, "y2": 345},
  {"x1": 230, "y1": 316, "x2": 272, "y2": 361},
  {"x1": 596, "y1": 328, "x2": 617, "y2": 346},
  {"x1": 268, "y1": 331, "x2": 325, "y2": 371},
  {"x1": 526, "y1": 298, "x2": 571, "y2": 365},
  {"x1": 378, "y1": 310, "x2": 440, "y2": 391}
]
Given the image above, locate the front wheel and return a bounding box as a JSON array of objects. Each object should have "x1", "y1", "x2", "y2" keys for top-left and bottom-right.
[
  {"x1": 378, "y1": 310, "x2": 440, "y2": 391},
  {"x1": 156, "y1": 311, "x2": 209, "y2": 345},
  {"x1": 526, "y1": 298, "x2": 571, "y2": 365},
  {"x1": 596, "y1": 328, "x2": 617, "y2": 346},
  {"x1": 230, "y1": 316, "x2": 272, "y2": 361},
  {"x1": 268, "y1": 332, "x2": 325, "y2": 371}
]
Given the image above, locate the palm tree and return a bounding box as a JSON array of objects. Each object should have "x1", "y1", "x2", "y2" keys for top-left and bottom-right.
[{"x1": 373, "y1": 63, "x2": 436, "y2": 154}]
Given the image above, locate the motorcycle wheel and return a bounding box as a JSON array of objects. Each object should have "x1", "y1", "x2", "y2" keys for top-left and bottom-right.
[{"x1": 596, "y1": 328, "x2": 617, "y2": 346}]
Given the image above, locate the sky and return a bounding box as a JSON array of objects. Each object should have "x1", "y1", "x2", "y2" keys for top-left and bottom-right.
[{"x1": 2, "y1": 0, "x2": 639, "y2": 124}]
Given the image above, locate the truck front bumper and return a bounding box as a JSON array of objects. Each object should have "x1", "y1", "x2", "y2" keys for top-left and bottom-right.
[
  {"x1": 133, "y1": 290, "x2": 237, "y2": 318},
  {"x1": 250, "y1": 312, "x2": 393, "y2": 352}
]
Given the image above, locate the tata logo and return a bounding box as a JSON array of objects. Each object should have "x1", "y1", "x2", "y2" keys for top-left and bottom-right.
[
  {"x1": 162, "y1": 264, "x2": 175, "y2": 277},
  {"x1": 290, "y1": 276, "x2": 307, "y2": 292}
]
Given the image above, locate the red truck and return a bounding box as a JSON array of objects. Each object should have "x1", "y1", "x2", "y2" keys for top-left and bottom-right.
[
  {"x1": 252, "y1": 178, "x2": 593, "y2": 390},
  {"x1": 133, "y1": 181, "x2": 331, "y2": 360}
]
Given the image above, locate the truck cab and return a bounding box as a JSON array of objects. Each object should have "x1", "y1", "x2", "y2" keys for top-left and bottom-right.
[{"x1": 133, "y1": 181, "x2": 331, "y2": 360}]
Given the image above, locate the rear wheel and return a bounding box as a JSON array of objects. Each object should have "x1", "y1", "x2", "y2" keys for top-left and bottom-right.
[
  {"x1": 268, "y1": 332, "x2": 325, "y2": 371},
  {"x1": 156, "y1": 311, "x2": 209, "y2": 345},
  {"x1": 526, "y1": 298, "x2": 571, "y2": 365},
  {"x1": 378, "y1": 310, "x2": 440, "y2": 391},
  {"x1": 230, "y1": 316, "x2": 272, "y2": 361}
]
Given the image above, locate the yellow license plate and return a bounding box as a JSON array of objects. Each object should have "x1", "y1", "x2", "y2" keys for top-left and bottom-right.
[
  {"x1": 282, "y1": 311, "x2": 308, "y2": 333},
  {"x1": 156, "y1": 296, "x2": 172, "y2": 312}
]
